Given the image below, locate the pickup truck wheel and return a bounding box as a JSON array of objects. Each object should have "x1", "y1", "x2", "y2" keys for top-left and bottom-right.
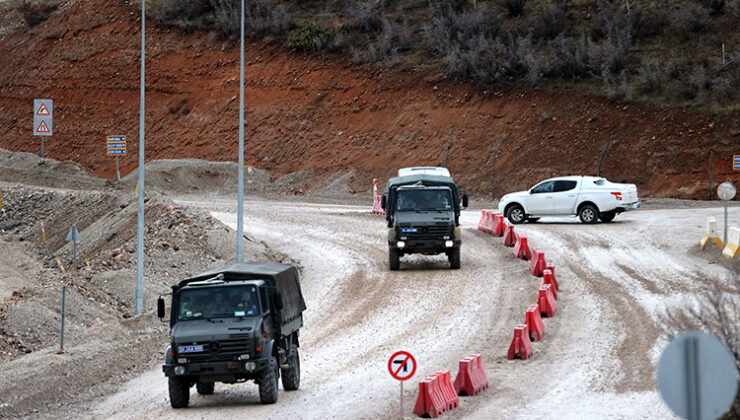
[
  {"x1": 196, "y1": 382, "x2": 214, "y2": 395},
  {"x1": 258, "y1": 357, "x2": 279, "y2": 404},
  {"x1": 448, "y1": 247, "x2": 461, "y2": 269},
  {"x1": 506, "y1": 205, "x2": 526, "y2": 225},
  {"x1": 599, "y1": 211, "x2": 616, "y2": 223},
  {"x1": 281, "y1": 345, "x2": 300, "y2": 391},
  {"x1": 579, "y1": 205, "x2": 599, "y2": 224},
  {"x1": 389, "y1": 249, "x2": 400, "y2": 271},
  {"x1": 168, "y1": 377, "x2": 190, "y2": 408}
]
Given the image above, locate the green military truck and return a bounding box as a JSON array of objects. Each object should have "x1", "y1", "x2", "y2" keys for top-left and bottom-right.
[
  {"x1": 158, "y1": 262, "x2": 306, "y2": 408},
  {"x1": 381, "y1": 167, "x2": 468, "y2": 270}
]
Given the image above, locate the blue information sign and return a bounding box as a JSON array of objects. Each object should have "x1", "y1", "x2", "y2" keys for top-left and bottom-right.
[
  {"x1": 107, "y1": 135, "x2": 126, "y2": 156},
  {"x1": 734, "y1": 155, "x2": 739, "y2": 171}
]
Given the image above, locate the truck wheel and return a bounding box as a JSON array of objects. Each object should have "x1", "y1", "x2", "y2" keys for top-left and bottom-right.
[
  {"x1": 168, "y1": 377, "x2": 190, "y2": 408},
  {"x1": 448, "y1": 247, "x2": 461, "y2": 269},
  {"x1": 579, "y1": 204, "x2": 599, "y2": 224},
  {"x1": 506, "y1": 205, "x2": 526, "y2": 224},
  {"x1": 389, "y1": 249, "x2": 400, "y2": 271},
  {"x1": 196, "y1": 382, "x2": 214, "y2": 395},
  {"x1": 258, "y1": 357, "x2": 279, "y2": 404},
  {"x1": 599, "y1": 211, "x2": 616, "y2": 223},
  {"x1": 281, "y1": 345, "x2": 300, "y2": 391}
]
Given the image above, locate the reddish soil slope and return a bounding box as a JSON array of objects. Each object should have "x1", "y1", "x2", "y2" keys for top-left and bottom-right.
[{"x1": 0, "y1": 0, "x2": 737, "y2": 199}]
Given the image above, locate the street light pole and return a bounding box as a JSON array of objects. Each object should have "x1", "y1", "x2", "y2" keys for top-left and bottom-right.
[
  {"x1": 135, "y1": 0, "x2": 146, "y2": 316},
  {"x1": 236, "y1": 0, "x2": 245, "y2": 263}
]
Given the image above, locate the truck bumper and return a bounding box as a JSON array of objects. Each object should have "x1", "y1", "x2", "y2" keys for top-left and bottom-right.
[
  {"x1": 389, "y1": 239, "x2": 461, "y2": 255},
  {"x1": 163, "y1": 357, "x2": 270, "y2": 379},
  {"x1": 616, "y1": 201, "x2": 640, "y2": 213}
]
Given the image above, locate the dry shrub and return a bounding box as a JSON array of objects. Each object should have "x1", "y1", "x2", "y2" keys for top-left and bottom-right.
[
  {"x1": 17, "y1": 1, "x2": 59, "y2": 27},
  {"x1": 497, "y1": 0, "x2": 526, "y2": 17}
]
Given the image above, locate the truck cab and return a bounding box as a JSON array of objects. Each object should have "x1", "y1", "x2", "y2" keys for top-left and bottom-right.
[
  {"x1": 382, "y1": 168, "x2": 468, "y2": 270},
  {"x1": 159, "y1": 263, "x2": 306, "y2": 408}
]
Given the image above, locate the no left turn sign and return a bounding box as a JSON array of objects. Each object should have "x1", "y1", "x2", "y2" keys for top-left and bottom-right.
[{"x1": 388, "y1": 351, "x2": 417, "y2": 381}]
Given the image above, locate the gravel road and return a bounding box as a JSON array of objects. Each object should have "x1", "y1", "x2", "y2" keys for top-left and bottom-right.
[{"x1": 87, "y1": 198, "x2": 738, "y2": 419}]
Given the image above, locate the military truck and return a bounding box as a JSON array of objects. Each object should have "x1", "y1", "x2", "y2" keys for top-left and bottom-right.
[
  {"x1": 381, "y1": 167, "x2": 468, "y2": 270},
  {"x1": 158, "y1": 262, "x2": 306, "y2": 408}
]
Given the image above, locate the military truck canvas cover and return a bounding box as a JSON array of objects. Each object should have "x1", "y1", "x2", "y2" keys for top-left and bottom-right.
[
  {"x1": 179, "y1": 262, "x2": 306, "y2": 331},
  {"x1": 385, "y1": 173, "x2": 461, "y2": 214}
]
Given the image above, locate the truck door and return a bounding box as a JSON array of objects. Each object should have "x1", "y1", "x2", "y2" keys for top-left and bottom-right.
[
  {"x1": 526, "y1": 180, "x2": 556, "y2": 214},
  {"x1": 551, "y1": 180, "x2": 579, "y2": 214}
]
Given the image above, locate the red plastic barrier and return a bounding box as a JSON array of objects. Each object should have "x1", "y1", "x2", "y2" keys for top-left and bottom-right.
[
  {"x1": 492, "y1": 214, "x2": 505, "y2": 236},
  {"x1": 542, "y1": 270, "x2": 558, "y2": 299},
  {"x1": 502, "y1": 222, "x2": 516, "y2": 247},
  {"x1": 530, "y1": 248, "x2": 547, "y2": 277},
  {"x1": 471, "y1": 354, "x2": 489, "y2": 391},
  {"x1": 431, "y1": 371, "x2": 459, "y2": 410},
  {"x1": 525, "y1": 304, "x2": 545, "y2": 341},
  {"x1": 507, "y1": 324, "x2": 534, "y2": 360},
  {"x1": 453, "y1": 357, "x2": 475, "y2": 396},
  {"x1": 413, "y1": 377, "x2": 446, "y2": 418},
  {"x1": 477, "y1": 210, "x2": 488, "y2": 232},
  {"x1": 545, "y1": 262, "x2": 559, "y2": 291},
  {"x1": 538, "y1": 284, "x2": 557, "y2": 317},
  {"x1": 482, "y1": 210, "x2": 494, "y2": 234},
  {"x1": 513, "y1": 233, "x2": 532, "y2": 260}
]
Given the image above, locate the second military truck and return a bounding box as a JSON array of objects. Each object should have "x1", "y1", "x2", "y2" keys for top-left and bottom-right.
[
  {"x1": 159, "y1": 262, "x2": 306, "y2": 408},
  {"x1": 381, "y1": 167, "x2": 468, "y2": 270}
]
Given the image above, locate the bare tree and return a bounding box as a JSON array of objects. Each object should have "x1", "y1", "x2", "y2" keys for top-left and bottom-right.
[
  {"x1": 708, "y1": 149, "x2": 714, "y2": 200},
  {"x1": 442, "y1": 134, "x2": 457, "y2": 168},
  {"x1": 597, "y1": 139, "x2": 613, "y2": 177},
  {"x1": 491, "y1": 136, "x2": 506, "y2": 199}
]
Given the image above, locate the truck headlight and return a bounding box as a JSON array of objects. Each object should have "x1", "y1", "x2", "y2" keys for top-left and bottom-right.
[
  {"x1": 174, "y1": 366, "x2": 186, "y2": 375},
  {"x1": 243, "y1": 362, "x2": 256, "y2": 371},
  {"x1": 445, "y1": 240, "x2": 454, "y2": 248},
  {"x1": 397, "y1": 241, "x2": 405, "y2": 248}
]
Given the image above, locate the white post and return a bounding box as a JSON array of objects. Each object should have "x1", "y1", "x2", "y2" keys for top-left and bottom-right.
[
  {"x1": 115, "y1": 156, "x2": 121, "y2": 182},
  {"x1": 236, "y1": 0, "x2": 245, "y2": 263},
  {"x1": 135, "y1": 0, "x2": 146, "y2": 316}
]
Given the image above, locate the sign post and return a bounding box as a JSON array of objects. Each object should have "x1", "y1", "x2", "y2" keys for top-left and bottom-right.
[
  {"x1": 66, "y1": 224, "x2": 82, "y2": 271},
  {"x1": 33, "y1": 99, "x2": 53, "y2": 158},
  {"x1": 388, "y1": 351, "x2": 417, "y2": 419},
  {"x1": 106, "y1": 135, "x2": 127, "y2": 181}
]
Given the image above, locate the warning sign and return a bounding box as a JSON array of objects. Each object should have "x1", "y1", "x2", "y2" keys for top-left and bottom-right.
[
  {"x1": 388, "y1": 351, "x2": 417, "y2": 381},
  {"x1": 33, "y1": 99, "x2": 53, "y2": 136}
]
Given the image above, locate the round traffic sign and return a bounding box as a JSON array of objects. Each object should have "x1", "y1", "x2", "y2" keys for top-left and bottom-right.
[{"x1": 388, "y1": 351, "x2": 417, "y2": 381}]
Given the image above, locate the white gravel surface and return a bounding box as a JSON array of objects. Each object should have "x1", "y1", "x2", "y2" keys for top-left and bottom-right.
[{"x1": 87, "y1": 199, "x2": 738, "y2": 419}]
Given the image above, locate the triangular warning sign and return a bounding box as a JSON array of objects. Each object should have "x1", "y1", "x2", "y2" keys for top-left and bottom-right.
[
  {"x1": 36, "y1": 120, "x2": 50, "y2": 133},
  {"x1": 36, "y1": 103, "x2": 50, "y2": 116}
]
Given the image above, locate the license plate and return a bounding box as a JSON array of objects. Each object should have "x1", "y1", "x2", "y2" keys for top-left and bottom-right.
[
  {"x1": 400, "y1": 228, "x2": 418, "y2": 233},
  {"x1": 178, "y1": 345, "x2": 203, "y2": 353}
]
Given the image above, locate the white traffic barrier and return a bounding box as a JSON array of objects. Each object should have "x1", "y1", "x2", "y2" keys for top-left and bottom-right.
[
  {"x1": 701, "y1": 218, "x2": 724, "y2": 250},
  {"x1": 722, "y1": 227, "x2": 739, "y2": 259}
]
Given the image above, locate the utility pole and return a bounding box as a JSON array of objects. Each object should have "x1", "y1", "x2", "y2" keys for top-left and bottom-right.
[
  {"x1": 236, "y1": 0, "x2": 245, "y2": 263},
  {"x1": 135, "y1": 0, "x2": 146, "y2": 316}
]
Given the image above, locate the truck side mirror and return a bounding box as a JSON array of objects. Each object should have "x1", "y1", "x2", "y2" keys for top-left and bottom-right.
[
  {"x1": 381, "y1": 194, "x2": 387, "y2": 210},
  {"x1": 462, "y1": 193, "x2": 469, "y2": 208},
  {"x1": 274, "y1": 291, "x2": 284, "y2": 311},
  {"x1": 157, "y1": 297, "x2": 166, "y2": 319}
]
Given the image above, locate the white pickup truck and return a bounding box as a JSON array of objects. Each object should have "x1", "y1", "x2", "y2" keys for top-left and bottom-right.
[{"x1": 498, "y1": 176, "x2": 639, "y2": 224}]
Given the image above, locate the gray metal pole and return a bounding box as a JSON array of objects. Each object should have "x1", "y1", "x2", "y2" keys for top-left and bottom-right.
[
  {"x1": 236, "y1": 0, "x2": 245, "y2": 263},
  {"x1": 60, "y1": 285, "x2": 66, "y2": 350},
  {"x1": 135, "y1": 0, "x2": 146, "y2": 316},
  {"x1": 72, "y1": 226, "x2": 77, "y2": 271},
  {"x1": 41, "y1": 137, "x2": 44, "y2": 159},
  {"x1": 115, "y1": 156, "x2": 121, "y2": 182},
  {"x1": 724, "y1": 201, "x2": 728, "y2": 246}
]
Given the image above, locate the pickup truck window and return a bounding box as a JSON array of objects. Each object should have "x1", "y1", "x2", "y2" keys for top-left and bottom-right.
[
  {"x1": 554, "y1": 180, "x2": 578, "y2": 192},
  {"x1": 531, "y1": 181, "x2": 555, "y2": 194}
]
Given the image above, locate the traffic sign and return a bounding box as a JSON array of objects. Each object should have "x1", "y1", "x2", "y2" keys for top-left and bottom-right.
[
  {"x1": 66, "y1": 225, "x2": 82, "y2": 242},
  {"x1": 733, "y1": 155, "x2": 739, "y2": 171},
  {"x1": 388, "y1": 351, "x2": 417, "y2": 381},
  {"x1": 34, "y1": 99, "x2": 53, "y2": 136},
  {"x1": 107, "y1": 135, "x2": 126, "y2": 156}
]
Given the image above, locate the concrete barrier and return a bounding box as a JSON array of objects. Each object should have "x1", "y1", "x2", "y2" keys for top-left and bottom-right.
[
  {"x1": 722, "y1": 227, "x2": 739, "y2": 259},
  {"x1": 701, "y1": 218, "x2": 724, "y2": 250}
]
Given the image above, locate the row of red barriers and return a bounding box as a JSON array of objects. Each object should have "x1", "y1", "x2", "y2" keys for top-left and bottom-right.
[
  {"x1": 478, "y1": 209, "x2": 505, "y2": 236},
  {"x1": 414, "y1": 354, "x2": 488, "y2": 418}
]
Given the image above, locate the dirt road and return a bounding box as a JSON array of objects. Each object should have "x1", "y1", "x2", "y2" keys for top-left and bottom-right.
[{"x1": 87, "y1": 198, "x2": 737, "y2": 419}]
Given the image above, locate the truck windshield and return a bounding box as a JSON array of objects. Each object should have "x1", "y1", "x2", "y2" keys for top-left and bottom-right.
[
  {"x1": 177, "y1": 285, "x2": 260, "y2": 321},
  {"x1": 396, "y1": 190, "x2": 453, "y2": 211}
]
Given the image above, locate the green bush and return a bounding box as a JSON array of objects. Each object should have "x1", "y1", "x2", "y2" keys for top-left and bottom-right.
[{"x1": 289, "y1": 23, "x2": 333, "y2": 51}]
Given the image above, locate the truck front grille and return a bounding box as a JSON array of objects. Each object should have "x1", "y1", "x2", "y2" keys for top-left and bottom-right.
[
  {"x1": 178, "y1": 337, "x2": 252, "y2": 362},
  {"x1": 404, "y1": 225, "x2": 450, "y2": 239}
]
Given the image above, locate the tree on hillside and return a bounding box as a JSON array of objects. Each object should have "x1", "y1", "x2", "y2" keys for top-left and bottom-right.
[{"x1": 491, "y1": 136, "x2": 505, "y2": 199}]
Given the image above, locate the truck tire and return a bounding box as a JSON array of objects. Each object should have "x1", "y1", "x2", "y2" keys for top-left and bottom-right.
[
  {"x1": 506, "y1": 205, "x2": 526, "y2": 224},
  {"x1": 579, "y1": 204, "x2": 599, "y2": 224},
  {"x1": 389, "y1": 249, "x2": 400, "y2": 271},
  {"x1": 599, "y1": 211, "x2": 616, "y2": 223},
  {"x1": 168, "y1": 377, "x2": 190, "y2": 408},
  {"x1": 196, "y1": 382, "x2": 214, "y2": 395},
  {"x1": 281, "y1": 345, "x2": 300, "y2": 391},
  {"x1": 448, "y1": 247, "x2": 461, "y2": 269},
  {"x1": 258, "y1": 357, "x2": 279, "y2": 404}
]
